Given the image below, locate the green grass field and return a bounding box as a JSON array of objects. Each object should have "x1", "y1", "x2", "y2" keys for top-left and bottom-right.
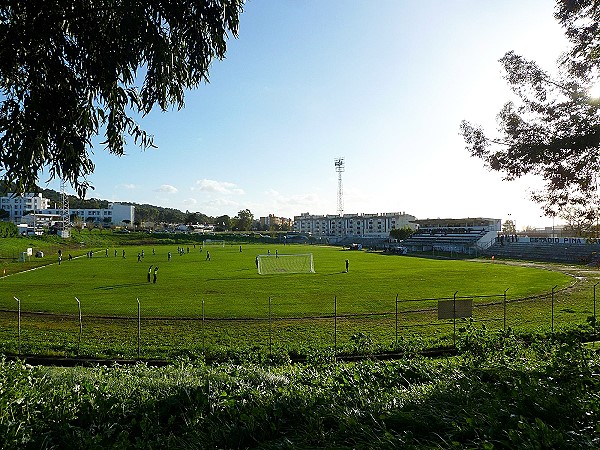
[
  {"x1": 0, "y1": 238, "x2": 589, "y2": 360},
  {"x1": 0, "y1": 243, "x2": 571, "y2": 317}
]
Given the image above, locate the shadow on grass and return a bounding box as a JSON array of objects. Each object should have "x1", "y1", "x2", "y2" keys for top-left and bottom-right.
[{"x1": 94, "y1": 282, "x2": 148, "y2": 290}]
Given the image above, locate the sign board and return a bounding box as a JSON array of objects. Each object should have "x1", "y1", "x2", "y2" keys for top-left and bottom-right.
[
  {"x1": 438, "y1": 299, "x2": 473, "y2": 319},
  {"x1": 26, "y1": 248, "x2": 33, "y2": 256}
]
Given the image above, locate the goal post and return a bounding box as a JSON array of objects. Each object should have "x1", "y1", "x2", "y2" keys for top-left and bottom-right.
[
  {"x1": 257, "y1": 253, "x2": 315, "y2": 275},
  {"x1": 202, "y1": 239, "x2": 225, "y2": 247}
]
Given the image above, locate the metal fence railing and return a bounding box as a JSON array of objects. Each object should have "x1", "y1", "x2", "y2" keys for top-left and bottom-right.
[{"x1": 0, "y1": 286, "x2": 596, "y2": 361}]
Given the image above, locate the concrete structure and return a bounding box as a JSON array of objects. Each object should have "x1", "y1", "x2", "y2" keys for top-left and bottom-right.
[
  {"x1": 260, "y1": 214, "x2": 293, "y2": 230},
  {"x1": 293, "y1": 212, "x2": 416, "y2": 240},
  {"x1": 401, "y1": 217, "x2": 501, "y2": 254},
  {"x1": 0, "y1": 193, "x2": 134, "y2": 226},
  {"x1": 0, "y1": 193, "x2": 50, "y2": 223},
  {"x1": 44, "y1": 202, "x2": 135, "y2": 226}
]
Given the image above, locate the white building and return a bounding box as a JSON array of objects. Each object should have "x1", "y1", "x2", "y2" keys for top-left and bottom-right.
[
  {"x1": 44, "y1": 202, "x2": 135, "y2": 226},
  {"x1": 293, "y1": 212, "x2": 416, "y2": 239},
  {"x1": 0, "y1": 193, "x2": 50, "y2": 223},
  {"x1": 0, "y1": 192, "x2": 134, "y2": 226}
]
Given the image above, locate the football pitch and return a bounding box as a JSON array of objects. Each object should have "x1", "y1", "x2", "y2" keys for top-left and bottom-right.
[{"x1": 1, "y1": 243, "x2": 571, "y2": 318}]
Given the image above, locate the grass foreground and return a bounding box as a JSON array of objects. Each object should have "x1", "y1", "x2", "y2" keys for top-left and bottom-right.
[{"x1": 1, "y1": 328, "x2": 599, "y2": 449}]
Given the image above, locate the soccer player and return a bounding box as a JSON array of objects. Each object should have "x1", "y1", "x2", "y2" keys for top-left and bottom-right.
[
  {"x1": 147, "y1": 265, "x2": 153, "y2": 282},
  {"x1": 345, "y1": 259, "x2": 349, "y2": 273},
  {"x1": 153, "y1": 266, "x2": 158, "y2": 283},
  {"x1": 206, "y1": 251, "x2": 210, "y2": 261}
]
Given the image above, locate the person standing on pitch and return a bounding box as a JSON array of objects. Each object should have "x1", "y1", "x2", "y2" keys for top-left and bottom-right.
[
  {"x1": 153, "y1": 266, "x2": 158, "y2": 283},
  {"x1": 147, "y1": 265, "x2": 153, "y2": 282},
  {"x1": 206, "y1": 251, "x2": 210, "y2": 261},
  {"x1": 345, "y1": 259, "x2": 349, "y2": 273}
]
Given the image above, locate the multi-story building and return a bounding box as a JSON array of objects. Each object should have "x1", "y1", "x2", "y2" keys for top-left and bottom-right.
[
  {"x1": 44, "y1": 202, "x2": 135, "y2": 226},
  {"x1": 0, "y1": 193, "x2": 50, "y2": 223},
  {"x1": 259, "y1": 214, "x2": 293, "y2": 230},
  {"x1": 293, "y1": 212, "x2": 416, "y2": 239},
  {"x1": 0, "y1": 192, "x2": 134, "y2": 226}
]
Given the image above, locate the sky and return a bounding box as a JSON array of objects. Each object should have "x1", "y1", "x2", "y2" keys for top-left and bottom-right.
[{"x1": 45, "y1": 0, "x2": 570, "y2": 229}]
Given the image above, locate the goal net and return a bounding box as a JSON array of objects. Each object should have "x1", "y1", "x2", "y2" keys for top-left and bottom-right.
[
  {"x1": 202, "y1": 239, "x2": 225, "y2": 247},
  {"x1": 257, "y1": 253, "x2": 315, "y2": 275}
]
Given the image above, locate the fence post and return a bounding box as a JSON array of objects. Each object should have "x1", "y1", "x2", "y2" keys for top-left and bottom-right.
[
  {"x1": 551, "y1": 285, "x2": 558, "y2": 333},
  {"x1": 75, "y1": 297, "x2": 82, "y2": 356},
  {"x1": 137, "y1": 298, "x2": 141, "y2": 359},
  {"x1": 594, "y1": 283, "x2": 599, "y2": 332},
  {"x1": 334, "y1": 296, "x2": 337, "y2": 358},
  {"x1": 453, "y1": 291, "x2": 458, "y2": 346},
  {"x1": 201, "y1": 298, "x2": 205, "y2": 356},
  {"x1": 503, "y1": 288, "x2": 509, "y2": 332},
  {"x1": 395, "y1": 293, "x2": 398, "y2": 347},
  {"x1": 269, "y1": 296, "x2": 272, "y2": 357},
  {"x1": 14, "y1": 297, "x2": 20, "y2": 355}
]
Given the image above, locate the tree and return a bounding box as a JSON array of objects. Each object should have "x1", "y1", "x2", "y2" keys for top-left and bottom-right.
[
  {"x1": 214, "y1": 215, "x2": 231, "y2": 231},
  {"x1": 389, "y1": 226, "x2": 414, "y2": 241},
  {"x1": 502, "y1": 220, "x2": 516, "y2": 235},
  {"x1": 0, "y1": 1, "x2": 243, "y2": 196},
  {"x1": 234, "y1": 209, "x2": 254, "y2": 231},
  {"x1": 460, "y1": 0, "x2": 600, "y2": 219},
  {"x1": 0, "y1": 221, "x2": 18, "y2": 237}
]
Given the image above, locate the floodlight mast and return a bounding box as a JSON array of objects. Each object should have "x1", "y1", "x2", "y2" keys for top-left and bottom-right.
[
  {"x1": 334, "y1": 157, "x2": 345, "y2": 216},
  {"x1": 60, "y1": 180, "x2": 71, "y2": 238}
]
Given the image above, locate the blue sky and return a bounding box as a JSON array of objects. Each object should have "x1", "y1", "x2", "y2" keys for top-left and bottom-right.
[{"x1": 46, "y1": 0, "x2": 568, "y2": 229}]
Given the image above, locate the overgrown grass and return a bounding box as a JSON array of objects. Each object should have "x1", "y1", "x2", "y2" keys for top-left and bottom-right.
[{"x1": 1, "y1": 328, "x2": 599, "y2": 449}]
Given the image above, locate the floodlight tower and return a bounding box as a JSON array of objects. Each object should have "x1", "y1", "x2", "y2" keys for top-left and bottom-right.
[
  {"x1": 60, "y1": 180, "x2": 71, "y2": 238},
  {"x1": 334, "y1": 157, "x2": 345, "y2": 216}
]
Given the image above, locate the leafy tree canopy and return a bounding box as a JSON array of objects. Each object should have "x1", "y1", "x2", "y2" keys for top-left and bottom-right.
[
  {"x1": 461, "y1": 0, "x2": 600, "y2": 220},
  {"x1": 234, "y1": 208, "x2": 253, "y2": 231},
  {"x1": 0, "y1": 0, "x2": 243, "y2": 196},
  {"x1": 389, "y1": 226, "x2": 414, "y2": 241}
]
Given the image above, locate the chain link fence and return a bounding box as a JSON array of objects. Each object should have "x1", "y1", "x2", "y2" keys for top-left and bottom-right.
[{"x1": 0, "y1": 284, "x2": 596, "y2": 362}]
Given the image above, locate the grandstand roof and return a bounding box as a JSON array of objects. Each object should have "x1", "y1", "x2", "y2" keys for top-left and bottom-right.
[{"x1": 413, "y1": 218, "x2": 499, "y2": 227}]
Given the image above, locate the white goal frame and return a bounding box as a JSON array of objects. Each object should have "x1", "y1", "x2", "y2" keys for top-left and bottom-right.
[
  {"x1": 202, "y1": 239, "x2": 225, "y2": 247},
  {"x1": 257, "y1": 253, "x2": 315, "y2": 275}
]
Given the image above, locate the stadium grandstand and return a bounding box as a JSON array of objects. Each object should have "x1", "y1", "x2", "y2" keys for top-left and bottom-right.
[{"x1": 400, "y1": 218, "x2": 500, "y2": 255}]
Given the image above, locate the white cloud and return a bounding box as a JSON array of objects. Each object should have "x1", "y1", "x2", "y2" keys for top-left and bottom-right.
[
  {"x1": 156, "y1": 184, "x2": 178, "y2": 194},
  {"x1": 122, "y1": 183, "x2": 136, "y2": 190},
  {"x1": 192, "y1": 179, "x2": 244, "y2": 195},
  {"x1": 204, "y1": 198, "x2": 240, "y2": 208},
  {"x1": 182, "y1": 198, "x2": 197, "y2": 206},
  {"x1": 256, "y1": 190, "x2": 328, "y2": 218}
]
